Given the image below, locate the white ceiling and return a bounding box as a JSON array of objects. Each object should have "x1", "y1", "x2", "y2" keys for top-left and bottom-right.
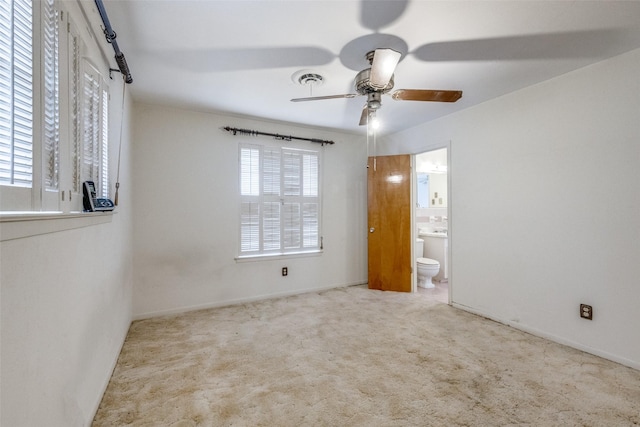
[{"x1": 101, "y1": 0, "x2": 640, "y2": 135}]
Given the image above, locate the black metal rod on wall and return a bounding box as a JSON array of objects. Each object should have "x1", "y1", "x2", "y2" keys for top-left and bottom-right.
[
  {"x1": 94, "y1": 0, "x2": 133, "y2": 84},
  {"x1": 223, "y1": 126, "x2": 335, "y2": 145}
]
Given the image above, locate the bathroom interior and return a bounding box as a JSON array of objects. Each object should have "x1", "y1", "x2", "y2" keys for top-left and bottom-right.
[{"x1": 415, "y1": 147, "x2": 449, "y2": 303}]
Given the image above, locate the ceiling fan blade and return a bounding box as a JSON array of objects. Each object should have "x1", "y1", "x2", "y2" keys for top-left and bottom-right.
[
  {"x1": 392, "y1": 89, "x2": 462, "y2": 103},
  {"x1": 412, "y1": 30, "x2": 626, "y2": 62},
  {"x1": 291, "y1": 94, "x2": 358, "y2": 102},
  {"x1": 359, "y1": 107, "x2": 370, "y2": 126},
  {"x1": 369, "y1": 48, "x2": 401, "y2": 89}
]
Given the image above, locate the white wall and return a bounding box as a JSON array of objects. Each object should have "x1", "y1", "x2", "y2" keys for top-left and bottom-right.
[
  {"x1": 132, "y1": 104, "x2": 368, "y2": 318},
  {"x1": 0, "y1": 84, "x2": 134, "y2": 426},
  {"x1": 382, "y1": 48, "x2": 640, "y2": 369}
]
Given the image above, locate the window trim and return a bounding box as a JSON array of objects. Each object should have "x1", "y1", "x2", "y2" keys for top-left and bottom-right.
[
  {"x1": 0, "y1": 210, "x2": 114, "y2": 241},
  {"x1": 235, "y1": 249, "x2": 322, "y2": 262}
]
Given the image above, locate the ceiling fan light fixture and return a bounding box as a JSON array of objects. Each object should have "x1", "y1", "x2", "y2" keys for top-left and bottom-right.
[
  {"x1": 370, "y1": 115, "x2": 380, "y2": 130},
  {"x1": 369, "y1": 48, "x2": 401, "y2": 89},
  {"x1": 366, "y1": 109, "x2": 380, "y2": 135}
]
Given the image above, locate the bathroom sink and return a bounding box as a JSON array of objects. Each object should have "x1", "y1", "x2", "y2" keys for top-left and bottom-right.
[
  {"x1": 418, "y1": 228, "x2": 447, "y2": 234},
  {"x1": 429, "y1": 229, "x2": 447, "y2": 235},
  {"x1": 421, "y1": 231, "x2": 448, "y2": 238}
]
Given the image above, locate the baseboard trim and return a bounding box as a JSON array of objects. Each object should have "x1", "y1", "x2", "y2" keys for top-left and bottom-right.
[
  {"x1": 451, "y1": 302, "x2": 640, "y2": 371},
  {"x1": 86, "y1": 316, "x2": 133, "y2": 427},
  {"x1": 133, "y1": 282, "x2": 366, "y2": 321}
]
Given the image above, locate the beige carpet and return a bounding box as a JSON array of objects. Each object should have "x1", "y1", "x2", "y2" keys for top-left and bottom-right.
[{"x1": 93, "y1": 285, "x2": 640, "y2": 426}]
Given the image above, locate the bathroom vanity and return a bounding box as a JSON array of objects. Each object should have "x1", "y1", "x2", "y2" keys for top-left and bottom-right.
[{"x1": 419, "y1": 232, "x2": 448, "y2": 282}]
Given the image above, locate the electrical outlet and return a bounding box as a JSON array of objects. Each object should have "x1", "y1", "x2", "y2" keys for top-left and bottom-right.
[
  {"x1": 282, "y1": 267, "x2": 288, "y2": 277},
  {"x1": 580, "y1": 304, "x2": 593, "y2": 320}
]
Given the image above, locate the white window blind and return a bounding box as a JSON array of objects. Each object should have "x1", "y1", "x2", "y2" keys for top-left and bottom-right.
[
  {"x1": 239, "y1": 144, "x2": 321, "y2": 256},
  {"x1": 100, "y1": 86, "x2": 109, "y2": 197},
  {"x1": 69, "y1": 22, "x2": 81, "y2": 193},
  {"x1": 81, "y1": 60, "x2": 109, "y2": 198},
  {"x1": 43, "y1": 0, "x2": 60, "y2": 191},
  {"x1": 82, "y1": 63, "x2": 100, "y2": 185},
  {"x1": 0, "y1": 0, "x2": 33, "y2": 187}
]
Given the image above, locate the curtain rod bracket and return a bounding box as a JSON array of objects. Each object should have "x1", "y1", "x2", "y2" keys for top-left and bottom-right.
[
  {"x1": 94, "y1": 0, "x2": 133, "y2": 84},
  {"x1": 109, "y1": 68, "x2": 120, "y2": 80}
]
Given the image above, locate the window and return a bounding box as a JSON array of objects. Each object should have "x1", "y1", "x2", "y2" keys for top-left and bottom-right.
[
  {"x1": 81, "y1": 60, "x2": 109, "y2": 198},
  {"x1": 0, "y1": 0, "x2": 110, "y2": 212},
  {"x1": 0, "y1": 0, "x2": 33, "y2": 190},
  {"x1": 239, "y1": 143, "x2": 322, "y2": 256}
]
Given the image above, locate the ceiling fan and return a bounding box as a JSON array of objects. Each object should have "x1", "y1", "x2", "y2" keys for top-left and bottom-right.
[{"x1": 291, "y1": 48, "x2": 462, "y2": 126}]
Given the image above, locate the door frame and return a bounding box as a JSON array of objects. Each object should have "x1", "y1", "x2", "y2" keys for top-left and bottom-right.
[{"x1": 411, "y1": 141, "x2": 452, "y2": 304}]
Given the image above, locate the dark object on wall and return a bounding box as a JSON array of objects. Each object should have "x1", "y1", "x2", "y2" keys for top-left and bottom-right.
[
  {"x1": 94, "y1": 0, "x2": 133, "y2": 84},
  {"x1": 223, "y1": 126, "x2": 335, "y2": 146}
]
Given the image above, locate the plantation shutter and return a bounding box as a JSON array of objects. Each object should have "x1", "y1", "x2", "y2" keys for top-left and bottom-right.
[
  {"x1": 43, "y1": 0, "x2": 60, "y2": 191},
  {"x1": 69, "y1": 22, "x2": 81, "y2": 193},
  {"x1": 282, "y1": 149, "x2": 319, "y2": 250},
  {"x1": 240, "y1": 146, "x2": 260, "y2": 252},
  {"x1": 0, "y1": 0, "x2": 33, "y2": 187},
  {"x1": 82, "y1": 61, "x2": 101, "y2": 185},
  {"x1": 262, "y1": 148, "x2": 281, "y2": 250},
  {"x1": 100, "y1": 86, "x2": 108, "y2": 197},
  {"x1": 282, "y1": 150, "x2": 302, "y2": 249},
  {"x1": 302, "y1": 153, "x2": 319, "y2": 247},
  {"x1": 239, "y1": 144, "x2": 320, "y2": 256}
]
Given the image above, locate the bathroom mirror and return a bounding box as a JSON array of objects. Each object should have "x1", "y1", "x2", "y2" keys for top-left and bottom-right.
[
  {"x1": 416, "y1": 148, "x2": 448, "y2": 208},
  {"x1": 417, "y1": 173, "x2": 430, "y2": 208}
]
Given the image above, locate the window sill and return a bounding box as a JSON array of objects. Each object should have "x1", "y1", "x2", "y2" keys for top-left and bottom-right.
[
  {"x1": 235, "y1": 250, "x2": 323, "y2": 263},
  {"x1": 0, "y1": 211, "x2": 115, "y2": 242}
]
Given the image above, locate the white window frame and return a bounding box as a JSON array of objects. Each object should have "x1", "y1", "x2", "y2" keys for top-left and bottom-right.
[
  {"x1": 239, "y1": 142, "x2": 322, "y2": 258},
  {"x1": 0, "y1": 0, "x2": 111, "y2": 213}
]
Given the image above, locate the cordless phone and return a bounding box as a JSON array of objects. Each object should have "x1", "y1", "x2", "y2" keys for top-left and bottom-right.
[{"x1": 83, "y1": 181, "x2": 115, "y2": 212}]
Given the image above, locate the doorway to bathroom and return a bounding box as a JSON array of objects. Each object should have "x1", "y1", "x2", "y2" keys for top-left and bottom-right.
[{"x1": 414, "y1": 146, "x2": 450, "y2": 304}]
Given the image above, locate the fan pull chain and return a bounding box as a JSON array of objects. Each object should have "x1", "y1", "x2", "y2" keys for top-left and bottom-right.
[
  {"x1": 366, "y1": 113, "x2": 370, "y2": 169},
  {"x1": 367, "y1": 110, "x2": 377, "y2": 171},
  {"x1": 373, "y1": 129, "x2": 377, "y2": 172}
]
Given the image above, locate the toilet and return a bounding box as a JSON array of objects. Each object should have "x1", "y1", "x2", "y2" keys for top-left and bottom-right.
[{"x1": 415, "y1": 238, "x2": 440, "y2": 289}]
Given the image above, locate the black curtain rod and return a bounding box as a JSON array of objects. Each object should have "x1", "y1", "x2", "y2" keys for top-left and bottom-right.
[
  {"x1": 223, "y1": 126, "x2": 335, "y2": 146},
  {"x1": 94, "y1": 0, "x2": 133, "y2": 84}
]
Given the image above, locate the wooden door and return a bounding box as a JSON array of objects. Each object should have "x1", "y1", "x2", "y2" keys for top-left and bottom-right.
[{"x1": 367, "y1": 154, "x2": 412, "y2": 292}]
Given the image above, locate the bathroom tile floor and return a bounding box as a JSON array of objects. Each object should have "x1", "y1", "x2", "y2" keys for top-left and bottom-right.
[{"x1": 416, "y1": 280, "x2": 449, "y2": 304}]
